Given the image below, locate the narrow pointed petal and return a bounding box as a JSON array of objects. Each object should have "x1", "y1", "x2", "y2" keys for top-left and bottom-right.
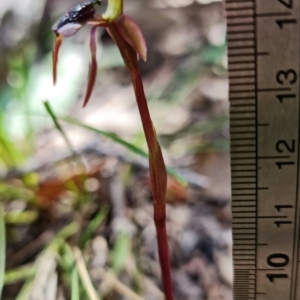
[
  {"x1": 83, "y1": 26, "x2": 98, "y2": 108},
  {"x1": 52, "y1": 34, "x2": 62, "y2": 85},
  {"x1": 115, "y1": 15, "x2": 147, "y2": 61},
  {"x1": 106, "y1": 26, "x2": 138, "y2": 72}
]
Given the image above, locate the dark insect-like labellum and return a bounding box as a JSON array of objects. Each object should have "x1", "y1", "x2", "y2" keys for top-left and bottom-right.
[{"x1": 52, "y1": 0, "x2": 101, "y2": 37}]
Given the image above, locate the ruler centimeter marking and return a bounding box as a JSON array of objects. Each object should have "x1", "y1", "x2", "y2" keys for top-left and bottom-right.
[{"x1": 226, "y1": 0, "x2": 300, "y2": 299}]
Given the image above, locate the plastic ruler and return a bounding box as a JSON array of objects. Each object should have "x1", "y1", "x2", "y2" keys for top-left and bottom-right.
[{"x1": 226, "y1": 0, "x2": 300, "y2": 299}]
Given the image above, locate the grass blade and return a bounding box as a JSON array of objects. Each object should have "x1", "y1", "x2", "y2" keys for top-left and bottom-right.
[
  {"x1": 79, "y1": 205, "x2": 109, "y2": 248},
  {"x1": 15, "y1": 280, "x2": 34, "y2": 300},
  {"x1": 61, "y1": 117, "x2": 187, "y2": 185},
  {"x1": 61, "y1": 243, "x2": 80, "y2": 300},
  {"x1": 63, "y1": 116, "x2": 148, "y2": 158},
  {"x1": 0, "y1": 203, "x2": 5, "y2": 299},
  {"x1": 43, "y1": 100, "x2": 76, "y2": 158},
  {"x1": 111, "y1": 233, "x2": 130, "y2": 274},
  {"x1": 5, "y1": 210, "x2": 37, "y2": 224},
  {"x1": 4, "y1": 265, "x2": 34, "y2": 285},
  {"x1": 72, "y1": 246, "x2": 101, "y2": 300}
]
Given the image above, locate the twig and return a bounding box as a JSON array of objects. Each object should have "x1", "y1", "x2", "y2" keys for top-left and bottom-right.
[
  {"x1": 28, "y1": 251, "x2": 57, "y2": 300},
  {"x1": 142, "y1": 276, "x2": 164, "y2": 300},
  {"x1": 98, "y1": 269, "x2": 144, "y2": 300},
  {"x1": 72, "y1": 246, "x2": 101, "y2": 300}
]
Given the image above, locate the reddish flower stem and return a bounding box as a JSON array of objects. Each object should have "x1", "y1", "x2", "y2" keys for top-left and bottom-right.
[
  {"x1": 131, "y1": 69, "x2": 173, "y2": 300},
  {"x1": 108, "y1": 25, "x2": 174, "y2": 300}
]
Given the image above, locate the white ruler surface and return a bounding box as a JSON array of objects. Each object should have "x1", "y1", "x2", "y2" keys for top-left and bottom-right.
[{"x1": 226, "y1": 0, "x2": 300, "y2": 299}]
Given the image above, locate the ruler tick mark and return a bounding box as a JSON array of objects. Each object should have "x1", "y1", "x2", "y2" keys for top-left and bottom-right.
[
  {"x1": 257, "y1": 215, "x2": 287, "y2": 219},
  {"x1": 258, "y1": 155, "x2": 290, "y2": 159},
  {"x1": 230, "y1": 110, "x2": 256, "y2": 115},
  {"x1": 258, "y1": 87, "x2": 291, "y2": 92},
  {"x1": 230, "y1": 60, "x2": 255, "y2": 65},
  {"x1": 226, "y1": 0, "x2": 254, "y2": 3},
  {"x1": 229, "y1": 75, "x2": 255, "y2": 80},
  {"x1": 231, "y1": 175, "x2": 256, "y2": 178},
  {"x1": 227, "y1": 7, "x2": 254, "y2": 12},
  {"x1": 230, "y1": 82, "x2": 255, "y2": 87},
  {"x1": 256, "y1": 12, "x2": 291, "y2": 18},
  {"x1": 231, "y1": 157, "x2": 256, "y2": 160},
  {"x1": 234, "y1": 233, "x2": 256, "y2": 235},
  {"x1": 231, "y1": 104, "x2": 256, "y2": 108},
  {"x1": 227, "y1": 15, "x2": 254, "y2": 19},
  {"x1": 229, "y1": 67, "x2": 255, "y2": 72},
  {"x1": 256, "y1": 52, "x2": 269, "y2": 56},
  {"x1": 231, "y1": 169, "x2": 255, "y2": 173},
  {"x1": 257, "y1": 268, "x2": 284, "y2": 271},
  {"x1": 228, "y1": 45, "x2": 255, "y2": 50},
  {"x1": 231, "y1": 150, "x2": 256, "y2": 155},
  {"x1": 228, "y1": 37, "x2": 255, "y2": 42},
  {"x1": 231, "y1": 138, "x2": 256, "y2": 141},
  {"x1": 230, "y1": 130, "x2": 256, "y2": 134},
  {"x1": 228, "y1": 30, "x2": 255, "y2": 36},
  {"x1": 231, "y1": 96, "x2": 255, "y2": 100},
  {"x1": 257, "y1": 123, "x2": 269, "y2": 126},
  {"x1": 231, "y1": 125, "x2": 256, "y2": 128}
]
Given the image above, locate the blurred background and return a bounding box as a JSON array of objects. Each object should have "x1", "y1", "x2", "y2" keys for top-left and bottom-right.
[{"x1": 0, "y1": 0, "x2": 231, "y2": 299}]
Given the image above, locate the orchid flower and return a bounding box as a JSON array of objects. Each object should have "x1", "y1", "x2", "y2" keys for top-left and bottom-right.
[{"x1": 51, "y1": 1, "x2": 173, "y2": 299}]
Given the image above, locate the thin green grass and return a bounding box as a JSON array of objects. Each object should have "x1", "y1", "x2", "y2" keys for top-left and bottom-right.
[
  {"x1": 63, "y1": 117, "x2": 149, "y2": 158},
  {"x1": 0, "y1": 204, "x2": 5, "y2": 299},
  {"x1": 15, "y1": 280, "x2": 34, "y2": 300},
  {"x1": 72, "y1": 247, "x2": 101, "y2": 300},
  {"x1": 111, "y1": 233, "x2": 130, "y2": 274},
  {"x1": 4, "y1": 265, "x2": 34, "y2": 285},
  {"x1": 5, "y1": 210, "x2": 37, "y2": 224},
  {"x1": 61, "y1": 243, "x2": 80, "y2": 300},
  {"x1": 12, "y1": 222, "x2": 80, "y2": 299},
  {"x1": 79, "y1": 205, "x2": 109, "y2": 248},
  {"x1": 61, "y1": 116, "x2": 187, "y2": 185},
  {"x1": 43, "y1": 100, "x2": 76, "y2": 158}
]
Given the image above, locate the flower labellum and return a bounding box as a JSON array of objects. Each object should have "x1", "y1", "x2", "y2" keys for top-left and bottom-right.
[
  {"x1": 52, "y1": 0, "x2": 147, "y2": 106},
  {"x1": 52, "y1": 0, "x2": 101, "y2": 85},
  {"x1": 53, "y1": 23, "x2": 82, "y2": 38},
  {"x1": 83, "y1": 26, "x2": 98, "y2": 108},
  {"x1": 52, "y1": 0, "x2": 101, "y2": 37}
]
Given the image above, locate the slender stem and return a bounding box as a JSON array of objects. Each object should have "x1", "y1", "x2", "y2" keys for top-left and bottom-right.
[
  {"x1": 108, "y1": 25, "x2": 174, "y2": 300},
  {"x1": 155, "y1": 219, "x2": 173, "y2": 300},
  {"x1": 132, "y1": 69, "x2": 173, "y2": 300}
]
